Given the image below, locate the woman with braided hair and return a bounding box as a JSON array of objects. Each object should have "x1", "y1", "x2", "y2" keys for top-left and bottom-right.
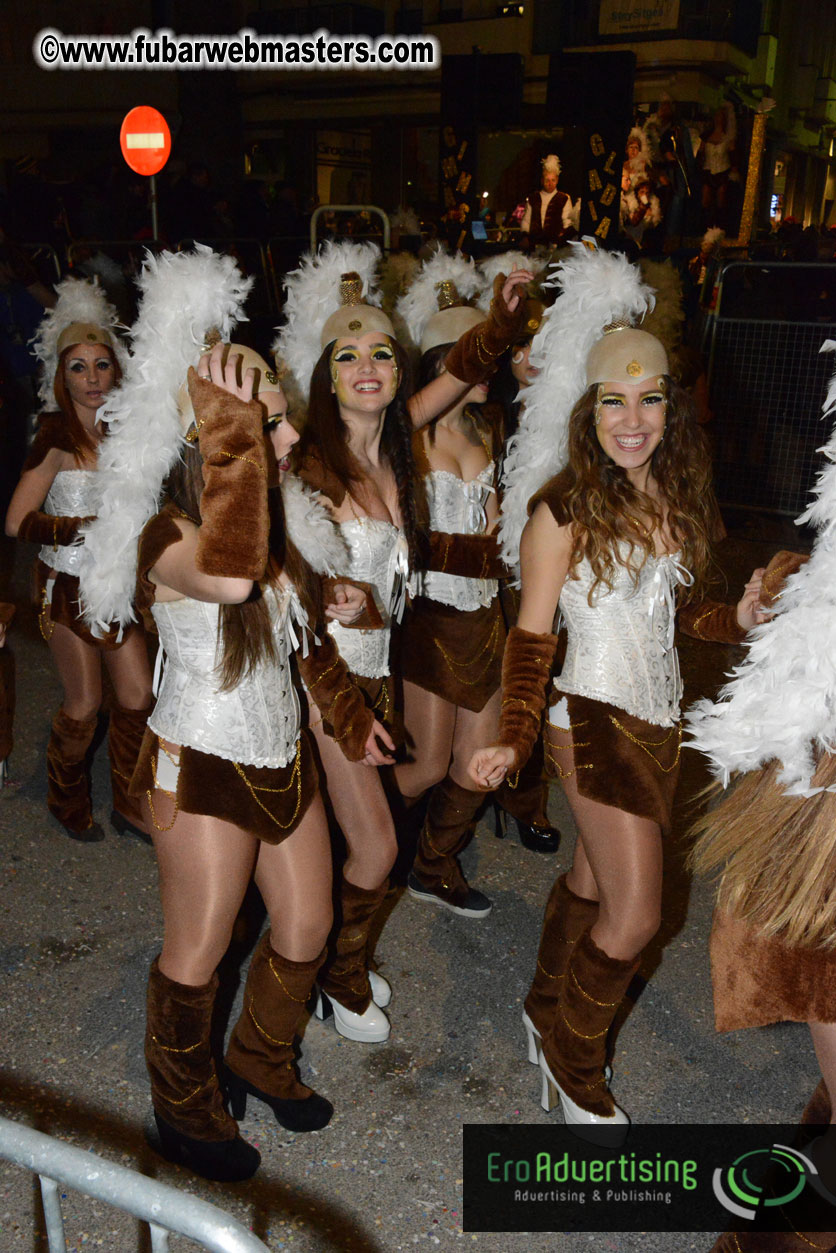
[
  {"x1": 5, "y1": 278, "x2": 152, "y2": 842},
  {"x1": 469, "y1": 245, "x2": 764, "y2": 1139},
  {"x1": 276, "y1": 242, "x2": 533, "y2": 1042}
]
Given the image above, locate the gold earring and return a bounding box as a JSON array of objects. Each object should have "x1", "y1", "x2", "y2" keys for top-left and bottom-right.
[{"x1": 330, "y1": 363, "x2": 339, "y2": 386}]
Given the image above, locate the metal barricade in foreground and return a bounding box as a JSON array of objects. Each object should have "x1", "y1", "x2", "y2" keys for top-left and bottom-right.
[
  {"x1": 0, "y1": 1113, "x2": 269, "y2": 1253},
  {"x1": 309, "y1": 205, "x2": 390, "y2": 253}
]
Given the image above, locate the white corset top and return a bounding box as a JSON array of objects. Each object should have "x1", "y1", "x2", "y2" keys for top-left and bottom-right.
[
  {"x1": 149, "y1": 582, "x2": 308, "y2": 768},
  {"x1": 328, "y1": 517, "x2": 408, "y2": 679},
  {"x1": 556, "y1": 546, "x2": 693, "y2": 726},
  {"x1": 39, "y1": 469, "x2": 98, "y2": 576},
  {"x1": 419, "y1": 464, "x2": 498, "y2": 611}
]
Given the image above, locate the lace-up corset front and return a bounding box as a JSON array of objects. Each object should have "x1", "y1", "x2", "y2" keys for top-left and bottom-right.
[
  {"x1": 556, "y1": 546, "x2": 693, "y2": 726},
  {"x1": 39, "y1": 470, "x2": 98, "y2": 575},
  {"x1": 149, "y1": 582, "x2": 308, "y2": 767},
  {"x1": 328, "y1": 517, "x2": 408, "y2": 678},
  {"x1": 419, "y1": 463, "x2": 498, "y2": 610}
]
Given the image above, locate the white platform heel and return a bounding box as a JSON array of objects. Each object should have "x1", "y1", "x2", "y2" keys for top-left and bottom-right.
[{"x1": 538, "y1": 1049, "x2": 628, "y2": 1147}]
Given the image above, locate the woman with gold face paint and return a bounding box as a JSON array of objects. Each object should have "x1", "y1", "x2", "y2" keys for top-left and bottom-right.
[
  {"x1": 276, "y1": 243, "x2": 533, "y2": 1047},
  {"x1": 468, "y1": 246, "x2": 764, "y2": 1143},
  {"x1": 4, "y1": 279, "x2": 153, "y2": 844}
]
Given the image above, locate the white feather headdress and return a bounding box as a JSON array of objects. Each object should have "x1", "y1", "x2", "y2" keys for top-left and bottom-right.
[
  {"x1": 31, "y1": 277, "x2": 129, "y2": 409},
  {"x1": 79, "y1": 245, "x2": 252, "y2": 634},
  {"x1": 395, "y1": 246, "x2": 480, "y2": 355},
  {"x1": 476, "y1": 252, "x2": 540, "y2": 313},
  {"x1": 498, "y1": 245, "x2": 655, "y2": 572},
  {"x1": 687, "y1": 343, "x2": 836, "y2": 796},
  {"x1": 272, "y1": 241, "x2": 383, "y2": 403}
]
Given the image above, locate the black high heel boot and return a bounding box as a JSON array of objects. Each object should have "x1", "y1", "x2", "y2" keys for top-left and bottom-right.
[
  {"x1": 223, "y1": 1066, "x2": 333, "y2": 1132},
  {"x1": 492, "y1": 802, "x2": 560, "y2": 853},
  {"x1": 150, "y1": 1112, "x2": 260, "y2": 1182}
]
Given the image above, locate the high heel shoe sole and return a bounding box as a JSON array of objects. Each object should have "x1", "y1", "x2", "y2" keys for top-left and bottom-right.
[
  {"x1": 148, "y1": 1112, "x2": 261, "y2": 1181},
  {"x1": 538, "y1": 1055, "x2": 628, "y2": 1148},
  {"x1": 314, "y1": 988, "x2": 390, "y2": 1043},
  {"x1": 224, "y1": 1067, "x2": 333, "y2": 1132}
]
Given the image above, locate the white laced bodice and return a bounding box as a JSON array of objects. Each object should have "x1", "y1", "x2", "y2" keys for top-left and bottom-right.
[
  {"x1": 149, "y1": 582, "x2": 309, "y2": 767},
  {"x1": 328, "y1": 517, "x2": 408, "y2": 678},
  {"x1": 418, "y1": 463, "x2": 498, "y2": 611},
  {"x1": 555, "y1": 545, "x2": 694, "y2": 726},
  {"x1": 39, "y1": 469, "x2": 98, "y2": 576}
]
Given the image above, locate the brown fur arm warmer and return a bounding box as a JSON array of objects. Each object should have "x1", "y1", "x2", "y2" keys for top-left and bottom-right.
[
  {"x1": 422, "y1": 530, "x2": 509, "y2": 580},
  {"x1": 188, "y1": 370, "x2": 269, "y2": 580},
  {"x1": 442, "y1": 274, "x2": 526, "y2": 385},
  {"x1": 678, "y1": 600, "x2": 747, "y2": 644},
  {"x1": 759, "y1": 549, "x2": 809, "y2": 609},
  {"x1": 297, "y1": 631, "x2": 374, "y2": 762},
  {"x1": 17, "y1": 510, "x2": 92, "y2": 547},
  {"x1": 497, "y1": 626, "x2": 558, "y2": 771},
  {"x1": 321, "y1": 576, "x2": 384, "y2": 630}
]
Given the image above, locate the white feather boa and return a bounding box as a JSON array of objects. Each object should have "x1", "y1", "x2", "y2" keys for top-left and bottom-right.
[
  {"x1": 273, "y1": 241, "x2": 383, "y2": 402},
  {"x1": 395, "y1": 246, "x2": 480, "y2": 354},
  {"x1": 32, "y1": 277, "x2": 129, "y2": 409},
  {"x1": 79, "y1": 246, "x2": 252, "y2": 634},
  {"x1": 498, "y1": 245, "x2": 654, "y2": 572},
  {"x1": 687, "y1": 344, "x2": 836, "y2": 796},
  {"x1": 282, "y1": 473, "x2": 347, "y2": 575}
]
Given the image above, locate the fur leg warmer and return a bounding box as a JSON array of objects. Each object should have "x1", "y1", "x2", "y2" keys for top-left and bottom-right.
[
  {"x1": 225, "y1": 933, "x2": 325, "y2": 1099},
  {"x1": 108, "y1": 702, "x2": 152, "y2": 826},
  {"x1": 542, "y1": 928, "x2": 638, "y2": 1117},
  {"x1": 411, "y1": 775, "x2": 485, "y2": 907},
  {"x1": 145, "y1": 958, "x2": 237, "y2": 1142},
  {"x1": 46, "y1": 708, "x2": 98, "y2": 833},
  {"x1": 320, "y1": 878, "x2": 389, "y2": 1014},
  {"x1": 524, "y1": 875, "x2": 600, "y2": 1040}
]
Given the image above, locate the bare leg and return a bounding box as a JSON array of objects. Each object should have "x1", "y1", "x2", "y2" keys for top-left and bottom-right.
[
  {"x1": 810, "y1": 1022, "x2": 836, "y2": 1125},
  {"x1": 448, "y1": 688, "x2": 501, "y2": 791},
  {"x1": 547, "y1": 722, "x2": 662, "y2": 960},
  {"x1": 308, "y1": 695, "x2": 396, "y2": 888},
  {"x1": 47, "y1": 622, "x2": 102, "y2": 719},
  {"x1": 255, "y1": 792, "x2": 334, "y2": 961},
  {"x1": 395, "y1": 680, "x2": 457, "y2": 800},
  {"x1": 103, "y1": 624, "x2": 153, "y2": 710}
]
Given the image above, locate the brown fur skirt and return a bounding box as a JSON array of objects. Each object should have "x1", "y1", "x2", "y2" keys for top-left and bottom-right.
[
  {"x1": 710, "y1": 908, "x2": 836, "y2": 1031},
  {"x1": 547, "y1": 691, "x2": 681, "y2": 831},
  {"x1": 398, "y1": 595, "x2": 504, "y2": 713},
  {"x1": 131, "y1": 726, "x2": 319, "y2": 845},
  {"x1": 33, "y1": 560, "x2": 123, "y2": 649}
]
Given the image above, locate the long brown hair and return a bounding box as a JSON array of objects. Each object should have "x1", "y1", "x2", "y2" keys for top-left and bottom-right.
[
  {"x1": 559, "y1": 377, "x2": 715, "y2": 603},
  {"x1": 294, "y1": 338, "x2": 420, "y2": 570},
  {"x1": 163, "y1": 443, "x2": 322, "y2": 691},
  {"x1": 52, "y1": 342, "x2": 122, "y2": 462}
]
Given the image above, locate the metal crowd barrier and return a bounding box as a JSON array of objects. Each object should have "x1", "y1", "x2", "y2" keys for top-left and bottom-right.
[
  {"x1": 702, "y1": 260, "x2": 836, "y2": 515},
  {"x1": 309, "y1": 204, "x2": 390, "y2": 252},
  {"x1": 0, "y1": 1114, "x2": 269, "y2": 1253}
]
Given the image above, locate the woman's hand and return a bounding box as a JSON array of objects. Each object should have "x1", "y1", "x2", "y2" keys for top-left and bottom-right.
[
  {"x1": 325, "y1": 582, "x2": 366, "y2": 624},
  {"x1": 736, "y1": 567, "x2": 767, "y2": 630},
  {"x1": 362, "y1": 719, "x2": 396, "y2": 767},
  {"x1": 500, "y1": 269, "x2": 535, "y2": 315},
  {"x1": 468, "y1": 745, "x2": 517, "y2": 791},
  {"x1": 195, "y1": 341, "x2": 254, "y2": 402}
]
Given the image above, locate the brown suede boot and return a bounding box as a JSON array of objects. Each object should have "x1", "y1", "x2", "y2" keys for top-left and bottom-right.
[
  {"x1": 145, "y1": 958, "x2": 259, "y2": 1181},
  {"x1": 542, "y1": 928, "x2": 638, "y2": 1119},
  {"x1": 408, "y1": 775, "x2": 492, "y2": 917},
  {"x1": 46, "y1": 708, "x2": 102, "y2": 840},
  {"x1": 495, "y1": 735, "x2": 561, "y2": 852},
  {"x1": 108, "y1": 702, "x2": 152, "y2": 842},
  {"x1": 320, "y1": 878, "x2": 388, "y2": 1014},
  {"x1": 224, "y1": 933, "x2": 333, "y2": 1131},
  {"x1": 523, "y1": 875, "x2": 599, "y2": 1061},
  {"x1": 709, "y1": 1231, "x2": 836, "y2": 1251}
]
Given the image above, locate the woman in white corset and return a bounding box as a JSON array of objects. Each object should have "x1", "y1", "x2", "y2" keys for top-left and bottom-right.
[
  {"x1": 78, "y1": 246, "x2": 395, "y2": 1183},
  {"x1": 469, "y1": 247, "x2": 764, "y2": 1141},
  {"x1": 4, "y1": 278, "x2": 152, "y2": 843},
  {"x1": 277, "y1": 242, "x2": 532, "y2": 1045}
]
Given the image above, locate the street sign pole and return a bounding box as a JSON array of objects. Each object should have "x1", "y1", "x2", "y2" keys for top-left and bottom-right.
[
  {"x1": 119, "y1": 106, "x2": 172, "y2": 241},
  {"x1": 150, "y1": 173, "x2": 159, "y2": 240}
]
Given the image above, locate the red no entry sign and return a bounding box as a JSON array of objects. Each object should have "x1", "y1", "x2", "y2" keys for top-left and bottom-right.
[{"x1": 119, "y1": 106, "x2": 171, "y2": 177}]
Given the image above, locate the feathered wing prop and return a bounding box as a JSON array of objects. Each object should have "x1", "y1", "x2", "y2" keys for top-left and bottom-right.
[
  {"x1": 475, "y1": 251, "x2": 533, "y2": 311},
  {"x1": 79, "y1": 245, "x2": 252, "y2": 634},
  {"x1": 498, "y1": 245, "x2": 654, "y2": 572},
  {"x1": 687, "y1": 343, "x2": 836, "y2": 796},
  {"x1": 273, "y1": 240, "x2": 382, "y2": 403},
  {"x1": 282, "y1": 473, "x2": 348, "y2": 575},
  {"x1": 31, "y1": 277, "x2": 129, "y2": 409},
  {"x1": 395, "y1": 246, "x2": 480, "y2": 354}
]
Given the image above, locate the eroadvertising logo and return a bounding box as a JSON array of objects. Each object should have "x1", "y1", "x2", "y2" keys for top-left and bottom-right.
[{"x1": 463, "y1": 1124, "x2": 836, "y2": 1233}]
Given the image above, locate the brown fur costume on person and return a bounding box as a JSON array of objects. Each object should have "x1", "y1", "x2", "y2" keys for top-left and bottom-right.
[
  {"x1": 496, "y1": 625, "x2": 558, "y2": 771},
  {"x1": 32, "y1": 561, "x2": 122, "y2": 649},
  {"x1": 442, "y1": 273, "x2": 527, "y2": 385},
  {"x1": 399, "y1": 594, "x2": 503, "y2": 712},
  {"x1": 420, "y1": 530, "x2": 508, "y2": 581}
]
